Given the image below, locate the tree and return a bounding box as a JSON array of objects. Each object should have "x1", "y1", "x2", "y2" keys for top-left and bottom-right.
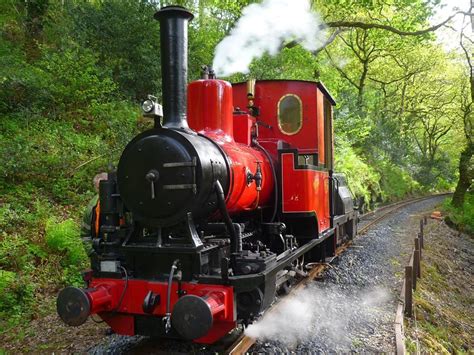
[{"x1": 452, "y1": 12, "x2": 474, "y2": 207}]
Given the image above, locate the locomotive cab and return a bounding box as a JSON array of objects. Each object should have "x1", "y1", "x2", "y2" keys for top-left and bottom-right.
[{"x1": 233, "y1": 80, "x2": 357, "y2": 250}]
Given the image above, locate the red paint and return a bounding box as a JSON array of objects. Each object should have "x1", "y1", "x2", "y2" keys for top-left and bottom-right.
[
  {"x1": 188, "y1": 79, "x2": 234, "y2": 140},
  {"x1": 316, "y1": 90, "x2": 325, "y2": 165},
  {"x1": 83, "y1": 278, "x2": 236, "y2": 343},
  {"x1": 86, "y1": 285, "x2": 113, "y2": 314},
  {"x1": 281, "y1": 152, "x2": 330, "y2": 232},
  {"x1": 187, "y1": 79, "x2": 274, "y2": 213},
  {"x1": 195, "y1": 320, "x2": 237, "y2": 344},
  {"x1": 106, "y1": 314, "x2": 135, "y2": 336},
  {"x1": 215, "y1": 133, "x2": 274, "y2": 213},
  {"x1": 233, "y1": 113, "x2": 256, "y2": 146},
  {"x1": 203, "y1": 291, "x2": 226, "y2": 316},
  {"x1": 192, "y1": 291, "x2": 236, "y2": 343},
  {"x1": 232, "y1": 80, "x2": 333, "y2": 231},
  {"x1": 232, "y1": 80, "x2": 333, "y2": 157}
]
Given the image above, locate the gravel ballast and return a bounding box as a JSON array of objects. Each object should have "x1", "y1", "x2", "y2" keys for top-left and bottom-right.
[{"x1": 249, "y1": 196, "x2": 447, "y2": 353}]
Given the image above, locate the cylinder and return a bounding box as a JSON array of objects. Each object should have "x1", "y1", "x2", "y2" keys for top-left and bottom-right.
[{"x1": 154, "y1": 6, "x2": 194, "y2": 129}]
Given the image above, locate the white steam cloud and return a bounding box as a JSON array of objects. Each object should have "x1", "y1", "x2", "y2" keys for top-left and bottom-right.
[
  {"x1": 212, "y1": 0, "x2": 327, "y2": 77},
  {"x1": 245, "y1": 285, "x2": 390, "y2": 348}
]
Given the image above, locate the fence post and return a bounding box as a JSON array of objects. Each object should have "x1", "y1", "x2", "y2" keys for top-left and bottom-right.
[
  {"x1": 415, "y1": 237, "x2": 421, "y2": 260},
  {"x1": 418, "y1": 231, "x2": 424, "y2": 249},
  {"x1": 419, "y1": 219, "x2": 424, "y2": 237},
  {"x1": 414, "y1": 249, "x2": 421, "y2": 279},
  {"x1": 405, "y1": 266, "x2": 413, "y2": 317},
  {"x1": 412, "y1": 251, "x2": 417, "y2": 290},
  {"x1": 423, "y1": 215, "x2": 427, "y2": 225}
]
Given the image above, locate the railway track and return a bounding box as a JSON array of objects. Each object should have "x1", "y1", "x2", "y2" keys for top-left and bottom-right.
[{"x1": 225, "y1": 194, "x2": 448, "y2": 354}]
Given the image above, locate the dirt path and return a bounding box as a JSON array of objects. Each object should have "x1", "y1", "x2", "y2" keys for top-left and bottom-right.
[{"x1": 0, "y1": 296, "x2": 108, "y2": 353}]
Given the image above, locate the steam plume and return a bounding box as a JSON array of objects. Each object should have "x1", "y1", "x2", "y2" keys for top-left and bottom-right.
[
  {"x1": 245, "y1": 285, "x2": 390, "y2": 348},
  {"x1": 212, "y1": 0, "x2": 327, "y2": 77}
]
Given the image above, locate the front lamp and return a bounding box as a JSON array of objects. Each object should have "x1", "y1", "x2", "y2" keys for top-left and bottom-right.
[{"x1": 141, "y1": 99, "x2": 154, "y2": 113}]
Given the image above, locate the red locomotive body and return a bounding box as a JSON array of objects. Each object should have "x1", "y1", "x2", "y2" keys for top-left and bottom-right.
[
  {"x1": 233, "y1": 81, "x2": 335, "y2": 234},
  {"x1": 56, "y1": 5, "x2": 357, "y2": 345},
  {"x1": 187, "y1": 79, "x2": 274, "y2": 213}
]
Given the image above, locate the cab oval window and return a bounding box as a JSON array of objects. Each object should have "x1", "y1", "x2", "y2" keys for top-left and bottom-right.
[{"x1": 278, "y1": 95, "x2": 302, "y2": 135}]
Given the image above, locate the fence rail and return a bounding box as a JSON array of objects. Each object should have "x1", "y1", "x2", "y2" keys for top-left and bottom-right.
[{"x1": 395, "y1": 216, "x2": 427, "y2": 355}]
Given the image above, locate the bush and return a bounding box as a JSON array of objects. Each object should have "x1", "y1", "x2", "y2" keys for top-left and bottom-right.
[
  {"x1": 375, "y1": 161, "x2": 421, "y2": 201},
  {"x1": 0, "y1": 234, "x2": 30, "y2": 271},
  {"x1": 45, "y1": 218, "x2": 86, "y2": 266},
  {"x1": 444, "y1": 192, "x2": 474, "y2": 235},
  {"x1": 0, "y1": 270, "x2": 17, "y2": 311},
  {"x1": 0, "y1": 270, "x2": 36, "y2": 330},
  {"x1": 434, "y1": 176, "x2": 456, "y2": 192},
  {"x1": 38, "y1": 45, "x2": 117, "y2": 114},
  {"x1": 335, "y1": 138, "x2": 381, "y2": 208},
  {"x1": 0, "y1": 101, "x2": 139, "y2": 204}
]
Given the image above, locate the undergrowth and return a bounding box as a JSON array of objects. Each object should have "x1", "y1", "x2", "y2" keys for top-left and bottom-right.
[
  {"x1": 408, "y1": 264, "x2": 472, "y2": 353},
  {"x1": 0, "y1": 101, "x2": 139, "y2": 334},
  {"x1": 442, "y1": 192, "x2": 474, "y2": 235}
]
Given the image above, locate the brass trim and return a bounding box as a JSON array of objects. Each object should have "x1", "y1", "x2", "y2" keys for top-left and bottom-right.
[
  {"x1": 277, "y1": 93, "x2": 303, "y2": 135},
  {"x1": 246, "y1": 78, "x2": 256, "y2": 96}
]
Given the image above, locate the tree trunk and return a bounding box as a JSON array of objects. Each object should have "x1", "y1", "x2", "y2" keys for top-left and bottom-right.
[
  {"x1": 452, "y1": 141, "x2": 474, "y2": 207},
  {"x1": 24, "y1": 0, "x2": 49, "y2": 61}
]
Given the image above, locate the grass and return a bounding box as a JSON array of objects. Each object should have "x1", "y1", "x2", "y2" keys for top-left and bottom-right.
[{"x1": 405, "y1": 223, "x2": 473, "y2": 353}]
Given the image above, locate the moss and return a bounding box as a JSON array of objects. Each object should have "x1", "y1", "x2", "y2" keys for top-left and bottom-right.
[
  {"x1": 406, "y1": 222, "x2": 473, "y2": 354},
  {"x1": 442, "y1": 193, "x2": 474, "y2": 235},
  {"x1": 420, "y1": 332, "x2": 450, "y2": 354},
  {"x1": 414, "y1": 294, "x2": 435, "y2": 320},
  {"x1": 405, "y1": 337, "x2": 417, "y2": 353},
  {"x1": 351, "y1": 338, "x2": 364, "y2": 348},
  {"x1": 409, "y1": 272, "x2": 472, "y2": 352},
  {"x1": 420, "y1": 263, "x2": 447, "y2": 293},
  {"x1": 390, "y1": 258, "x2": 401, "y2": 267}
]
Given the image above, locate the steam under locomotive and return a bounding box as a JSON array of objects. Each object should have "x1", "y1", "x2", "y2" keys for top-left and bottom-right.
[{"x1": 56, "y1": 5, "x2": 357, "y2": 344}]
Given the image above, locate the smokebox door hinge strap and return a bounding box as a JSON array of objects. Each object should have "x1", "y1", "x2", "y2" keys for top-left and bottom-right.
[{"x1": 162, "y1": 157, "x2": 197, "y2": 194}]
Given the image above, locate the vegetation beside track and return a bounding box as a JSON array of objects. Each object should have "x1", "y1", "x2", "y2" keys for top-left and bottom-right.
[
  {"x1": 404, "y1": 220, "x2": 473, "y2": 353},
  {"x1": 443, "y1": 192, "x2": 474, "y2": 234}
]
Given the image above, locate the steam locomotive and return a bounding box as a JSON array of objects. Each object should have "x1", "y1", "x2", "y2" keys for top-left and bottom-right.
[{"x1": 56, "y1": 5, "x2": 357, "y2": 344}]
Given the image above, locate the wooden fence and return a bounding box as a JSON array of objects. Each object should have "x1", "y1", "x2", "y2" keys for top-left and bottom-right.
[{"x1": 395, "y1": 215, "x2": 427, "y2": 355}]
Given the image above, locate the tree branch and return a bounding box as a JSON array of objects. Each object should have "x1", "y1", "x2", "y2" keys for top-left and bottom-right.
[
  {"x1": 325, "y1": 48, "x2": 360, "y2": 89},
  {"x1": 325, "y1": 11, "x2": 473, "y2": 36},
  {"x1": 285, "y1": 29, "x2": 345, "y2": 56}
]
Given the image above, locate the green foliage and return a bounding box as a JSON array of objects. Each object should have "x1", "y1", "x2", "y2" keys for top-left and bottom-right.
[
  {"x1": 45, "y1": 218, "x2": 86, "y2": 266},
  {"x1": 0, "y1": 0, "x2": 140, "y2": 328},
  {"x1": 66, "y1": 0, "x2": 162, "y2": 100},
  {"x1": 0, "y1": 270, "x2": 36, "y2": 331},
  {"x1": 375, "y1": 161, "x2": 421, "y2": 200},
  {"x1": 335, "y1": 138, "x2": 381, "y2": 207},
  {"x1": 0, "y1": 234, "x2": 30, "y2": 271},
  {"x1": 39, "y1": 45, "x2": 117, "y2": 113},
  {"x1": 433, "y1": 176, "x2": 456, "y2": 192},
  {"x1": 0, "y1": 270, "x2": 17, "y2": 310},
  {"x1": 443, "y1": 192, "x2": 474, "y2": 235}
]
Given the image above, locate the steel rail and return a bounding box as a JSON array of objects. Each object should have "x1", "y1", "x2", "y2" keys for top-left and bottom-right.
[{"x1": 225, "y1": 194, "x2": 448, "y2": 354}]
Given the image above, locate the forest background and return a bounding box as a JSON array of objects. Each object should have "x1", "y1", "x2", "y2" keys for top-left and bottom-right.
[{"x1": 0, "y1": 0, "x2": 472, "y2": 336}]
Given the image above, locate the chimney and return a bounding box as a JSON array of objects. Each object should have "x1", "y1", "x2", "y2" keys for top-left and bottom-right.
[{"x1": 154, "y1": 6, "x2": 194, "y2": 129}]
